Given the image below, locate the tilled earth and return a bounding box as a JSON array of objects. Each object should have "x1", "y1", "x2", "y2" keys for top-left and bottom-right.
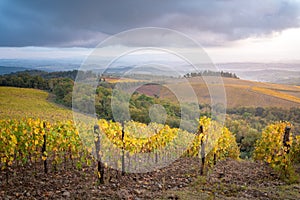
[{"x1": 0, "y1": 158, "x2": 299, "y2": 200}]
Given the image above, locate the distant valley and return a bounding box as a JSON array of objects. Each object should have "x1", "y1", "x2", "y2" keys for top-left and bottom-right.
[{"x1": 0, "y1": 59, "x2": 299, "y2": 85}]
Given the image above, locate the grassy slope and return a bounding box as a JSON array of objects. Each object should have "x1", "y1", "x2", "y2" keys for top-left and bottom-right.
[{"x1": 0, "y1": 86, "x2": 73, "y2": 121}]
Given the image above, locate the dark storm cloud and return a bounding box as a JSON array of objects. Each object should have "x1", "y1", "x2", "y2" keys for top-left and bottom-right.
[{"x1": 0, "y1": 0, "x2": 299, "y2": 47}]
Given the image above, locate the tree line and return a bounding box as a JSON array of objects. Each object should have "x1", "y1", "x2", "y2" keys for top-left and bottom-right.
[
  {"x1": 0, "y1": 70, "x2": 81, "y2": 106},
  {"x1": 184, "y1": 70, "x2": 239, "y2": 79}
]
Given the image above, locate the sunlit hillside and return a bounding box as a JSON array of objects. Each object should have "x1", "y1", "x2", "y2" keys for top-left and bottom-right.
[
  {"x1": 137, "y1": 77, "x2": 300, "y2": 108},
  {"x1": 0, "y1": 87, "x2": 73, "y2": 121}
]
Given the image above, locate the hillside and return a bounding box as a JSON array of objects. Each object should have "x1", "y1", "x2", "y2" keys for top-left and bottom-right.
[
  {"x1": 0, "y1": 86, "x2": 300, "y2": 200},
  {"x1": 0, "y1": 87, "x2": 72, "y2": 121},
  {"x1": 136, "y1": 77, "x2": 300, "y2": 108}
]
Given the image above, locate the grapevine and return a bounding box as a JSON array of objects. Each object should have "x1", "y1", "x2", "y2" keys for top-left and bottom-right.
[
  {"x1": 0, "y1": 116, "x2": 240, "y2": 176},
  {"x1": 253, "y1": 121, "x2": 297, "y2": 181}
]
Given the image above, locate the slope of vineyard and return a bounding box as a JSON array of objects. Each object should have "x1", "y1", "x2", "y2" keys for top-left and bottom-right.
[
  {"x1": 137, "y1": 77, "x2": 300, "y2": 108},
  {"x1": 0, "y1": 86, "x2": 299, "y2": 199},
  {"x1": 0, "y1": 87, "x2": 72, "y2": 121},
  {"x1": 252, "y1": 86, "x2": 300, "y2": 104}
]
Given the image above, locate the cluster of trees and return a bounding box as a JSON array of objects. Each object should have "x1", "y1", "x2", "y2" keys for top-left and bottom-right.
[
  {"x1": 0, "y1": 72, "x2": 49, "y2": 90},
  {"x1": 184, "y1": 70, "x2": 239, "y2": 79},
  {"x1": 0, "y1": 70, "x2": 84, "y2": 106},
  {"x1": 227, "y1": 107, "x2": 300, "y2": 129},
  {"x1": 226, "y1": 106, "x2": 300, "y2": 159},
  {"x1": 93, "y1": 85, "x2": 199, "y2": 130}
]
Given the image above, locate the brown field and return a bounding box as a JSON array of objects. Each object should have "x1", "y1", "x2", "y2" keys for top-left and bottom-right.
[
  {"x1": 104, "y1": 77, "x2": 142, "y2": 83},
  {"x1": 136, "y1": 77, "x2": 300, "y2": 108}
]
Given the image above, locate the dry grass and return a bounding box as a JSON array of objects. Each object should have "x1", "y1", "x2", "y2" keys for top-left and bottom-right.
[{"x1": 104, "y1": 77, "x2": 142, "y2": 83}]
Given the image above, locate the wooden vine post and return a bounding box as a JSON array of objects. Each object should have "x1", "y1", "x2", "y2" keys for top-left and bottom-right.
[
  {"x1": 198, "y1": 125, "x2": 206, "y2": 175},
  {"x1": 213, "y1": 153, "x2": 217, "y2": 166},
  {"x1": 42, "y1": 122, "x2": 48, "y2": 174},
  {"x1": 121, "y1": 122, "x2": 125, "y2": 176},
  {"x1": 94, "y1": 124, "x2": 104, "y2": 184},
  {"x1": 283, "y1": 126, "x2": 291, "y2": 154}
]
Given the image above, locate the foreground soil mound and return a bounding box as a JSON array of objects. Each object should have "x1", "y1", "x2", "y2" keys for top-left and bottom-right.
[
  {"x1": 208, "y1": 159, "x2": 283, "y2": 186},
  {"x1": 1, "y1": 158, "x2": 299, "y2": 200}
]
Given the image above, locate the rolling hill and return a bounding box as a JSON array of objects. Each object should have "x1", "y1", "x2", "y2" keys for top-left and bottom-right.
[
  {"x1": 136, "y1": 77, "x2": 300, "y2": 108},
  {"x1": 1, "y1": 76, "x2": 299, "y2": 123}
]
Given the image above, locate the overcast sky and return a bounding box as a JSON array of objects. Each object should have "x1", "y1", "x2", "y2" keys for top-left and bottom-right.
[{"x1": 1, "y1": 0, "x2": 300, "y2": 63}]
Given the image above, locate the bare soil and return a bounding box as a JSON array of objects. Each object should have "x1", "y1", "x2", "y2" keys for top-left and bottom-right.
[{"x1": 1, "y1": 158, "x2": 299, "y2": 200}]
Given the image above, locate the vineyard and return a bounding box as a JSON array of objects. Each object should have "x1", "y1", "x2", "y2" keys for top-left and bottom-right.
[
  {"x1": 1, "y1": 86, "x2": 300, "y2": 199},
  {"x1": 253, "y1": 121, "x2": 300, "y2": 182},
  {"x1": 1, "y1": 117, "x2": 300, "y2": 199},
  {"x1": 0, "y1": 117, "x2": 240, "y2": 179},
  {"x1": 251, "y1": 87, "x2": 300, "y2": 104}
]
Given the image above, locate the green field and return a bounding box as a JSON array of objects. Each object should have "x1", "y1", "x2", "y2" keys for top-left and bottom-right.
[{"x1": 0, "y1": 87, "x2": 73, "y2": 121}]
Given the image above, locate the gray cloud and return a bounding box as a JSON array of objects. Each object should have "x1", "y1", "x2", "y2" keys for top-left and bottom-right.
[{"x1": 0, "y1": 0, "x2": 299, "y2": 47}]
